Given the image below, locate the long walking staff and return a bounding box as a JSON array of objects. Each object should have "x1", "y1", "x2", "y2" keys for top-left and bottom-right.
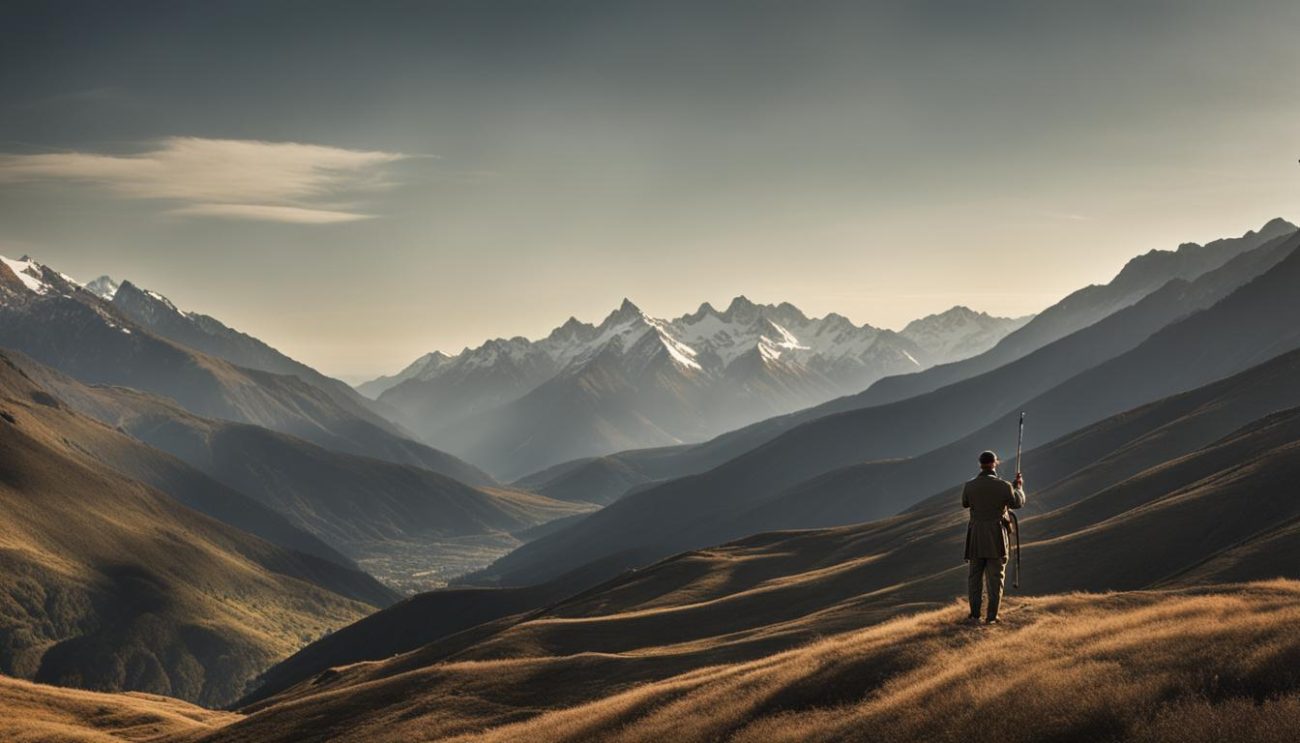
[{"x1": 1010, "y1": 411, "x2": 1025, "y2": 588}]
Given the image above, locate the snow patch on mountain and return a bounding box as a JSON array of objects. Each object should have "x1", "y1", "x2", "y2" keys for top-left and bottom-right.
[
  {"x1": 372, "y1": 297, "x2": 1027, "y2": 408},
  {"x1": 0, "y1": 255, "x2": 52, "y2": 295},
  {"x1": 86, "y1": 276, "x2": 121, "y2": 300},
  {"x1": 901, "y1": 306, "x2": 1032, "y2": 361}
]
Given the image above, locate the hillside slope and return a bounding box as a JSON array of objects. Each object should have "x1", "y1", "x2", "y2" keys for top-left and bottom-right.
[
  {"x1": 857, "y1": 216, "x2": 1296, "y2": 408},
  {"x1": 201, "y1": 581, "x2": 1300, "y2": 742},
  {"x1": 7, "y1": 352, "x2": 592, "y2": 592},
  {"x1": 0, "y1": 675, "x2": 235, "y2": 742},
  {"x1": 450, "y1": 583, "x2": 1300, "y2": 743},
  {"x1": 0, "y1": 361, "x2": 391, "y2": 706},
  {"x1": 0, "y1": 353, "x2": 375, "y2": 573},
  {"x1": 13, "y1": 584, "x2": 1300, "y2": 742}
]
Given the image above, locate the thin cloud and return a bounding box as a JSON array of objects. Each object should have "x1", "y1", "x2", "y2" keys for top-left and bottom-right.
[
  {"x1": 166, "y1": 203, "x2": 376, "y2": 224},
  {"x1": 0, "y1": 136, "x2": 406, "y2": 223}
]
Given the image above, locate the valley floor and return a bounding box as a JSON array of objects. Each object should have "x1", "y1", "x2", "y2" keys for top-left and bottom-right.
[
  {"x1": 9, "y1": 581, "x2": 1298, "y2": 742},
  {"x1": 353, "y1": 532, "x2": 528, "y2": 594}
]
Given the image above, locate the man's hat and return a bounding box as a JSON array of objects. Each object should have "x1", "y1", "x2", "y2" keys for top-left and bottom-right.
[{"x1": 978, "y1": 450, "x2": 998, "y2": 465}]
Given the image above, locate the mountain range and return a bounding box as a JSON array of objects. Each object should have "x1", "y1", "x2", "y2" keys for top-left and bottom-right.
[
  {"x1": 369, "y1": 297, "x2": 1029, "y2": 479},
  {"x1": 0, "y1": 258, "x2": 494, "y2": 486},
  {"x1": 473, "y1": 220, "x2": 1300, "y2": 587},
  {"x1": 513, "y1": 217, "x2": 1297, "y2": 506}
]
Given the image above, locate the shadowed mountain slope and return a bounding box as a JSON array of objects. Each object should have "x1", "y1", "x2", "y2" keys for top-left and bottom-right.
[
  {"x1": 740, "y1": 331, "x2": 1300, "y2": 536},
  {"x1": 0, "y1": 352, "x2": 364, "y2": 571},
  {"x1": 0, "y1": 359, "x2": 395, "y2": 707},
  {"x1": 516, "y1": 219, "x2": 1297, "y2": 506},
  {"x1": 110, "y1": 280, "x2": 354, "y2": 396},
  {"x1": 855, "y1": 216, "x2": 1296, "y2": 408},
  {"x1": 237, "y1": 550, "x2": 654, "y2": 708},
  {"x1": 477, "y1": 229, "x2": 1300, "y2": 586},
  {"x1": 5, "y1": 352, "x2": 591, "y2": 592}
]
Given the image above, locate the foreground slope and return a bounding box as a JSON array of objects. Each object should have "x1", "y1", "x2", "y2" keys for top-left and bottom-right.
[
  {"x1": 13, "y1": 585, "x2": 1300, "y2": 742},
  {"x1": 450, "y1": 583, "x2": 1300, "y2": 743},
  {"x1": 0, "y1": 360, "x2": 386, "y2": 706},
  {"x1": 0, "y1": 675, "x2": 235, "y2": 743},
  {"x1": 202, "y1": 583, "x2": 1300, "y2": 743}
]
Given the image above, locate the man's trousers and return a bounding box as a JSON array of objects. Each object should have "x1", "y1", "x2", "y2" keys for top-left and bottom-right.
[{"x1": 968, "y1": 556, "x2": 1008, "y2": 619}]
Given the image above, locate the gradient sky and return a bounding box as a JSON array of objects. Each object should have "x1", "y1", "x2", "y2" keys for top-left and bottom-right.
[{"x1": 2, "y1": 1, "x2": 1298, "y2": 379}]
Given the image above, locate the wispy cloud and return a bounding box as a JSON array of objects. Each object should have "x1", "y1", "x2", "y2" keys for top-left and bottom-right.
[
  {"x1": 165, "y1": 203, "x2": 378, "y2": 224},
  {"x1": 0, "y1": 136, "x2": 407, "y2": 223}
]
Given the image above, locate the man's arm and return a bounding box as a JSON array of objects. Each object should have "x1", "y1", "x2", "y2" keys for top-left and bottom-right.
[
  {"x1": 961, "y1": 482, "x2": 971, "y2": 509},
  {"x1": 1009, "y1": 474, "x2": 1026, "y2": 509}
]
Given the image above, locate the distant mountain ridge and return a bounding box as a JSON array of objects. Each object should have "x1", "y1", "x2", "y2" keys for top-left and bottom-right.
[
  {"x1": 516, "y1": 217, "x2": 1298, "y2": 506},
  {"x1": 476, "y1": 225, "x2": 1300, "y2": 587},
  {"x1": 372, "y1": 297, "x2": 1029, "y2": 478},
  {"x1": 0, "y1": 258, "x2": 496, "y2": 488}
]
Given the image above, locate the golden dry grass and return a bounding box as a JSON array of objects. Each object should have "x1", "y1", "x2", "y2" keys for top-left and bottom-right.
[
  {"x1": 0, "y1": 675, "x2": 235, "y2": 742},
  {"x1": 196, "y1": 581, "x2": 1300, "y2": 742},
  {"x1": 450, "y1": 581, "x2": 1300, "y2": 743}
]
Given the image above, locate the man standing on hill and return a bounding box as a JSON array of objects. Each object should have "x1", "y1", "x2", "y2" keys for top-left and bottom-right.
[{"x1": 962, "y1": 450, "x2": 1026, "y2": 624}]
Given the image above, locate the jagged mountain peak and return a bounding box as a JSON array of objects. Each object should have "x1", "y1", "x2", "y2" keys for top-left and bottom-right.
[
  {"x1": 599, "y1": 297, "x2": 646, "y2": 328},
  {"x1": 546, "y1": 315, "x2": 594, "y2": 343},
  {"x1": 114, "y1": 280, "x2": 182, "y2": 315},
  {"x1": 721, "y1": 295, "x2": 759, "y2": 320},
  {"x1": 0, "y1": 254, "x2": 54, "y2": 295},
  {"x1": 902, "y1": 305, "x2": 994, "y2": 330},
  {"x1": 85, "y1": 275, "x2": 120, "y2": 300}
]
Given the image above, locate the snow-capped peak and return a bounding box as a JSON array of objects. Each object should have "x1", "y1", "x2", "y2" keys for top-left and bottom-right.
[
  {"x1": 599, "y1": 298, "x2": 645, "y2": 328},
  {"x1": 0, "y1": 254, "x2": 52, "y2": 295},
  {"x1": 900, "y1": 305, "x2": 1030, "y2": 361},
  {"x1": 374, "y1": 296, "x2": 1028, "y2": 404},
  {"x1": 86, "y1": 275, "x2": 121, "y2": 300}
]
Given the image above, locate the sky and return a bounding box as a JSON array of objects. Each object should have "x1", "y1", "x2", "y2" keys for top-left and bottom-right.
[{"x1": 2, "y1": 1, "x2": 1298, "y2": 380}]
